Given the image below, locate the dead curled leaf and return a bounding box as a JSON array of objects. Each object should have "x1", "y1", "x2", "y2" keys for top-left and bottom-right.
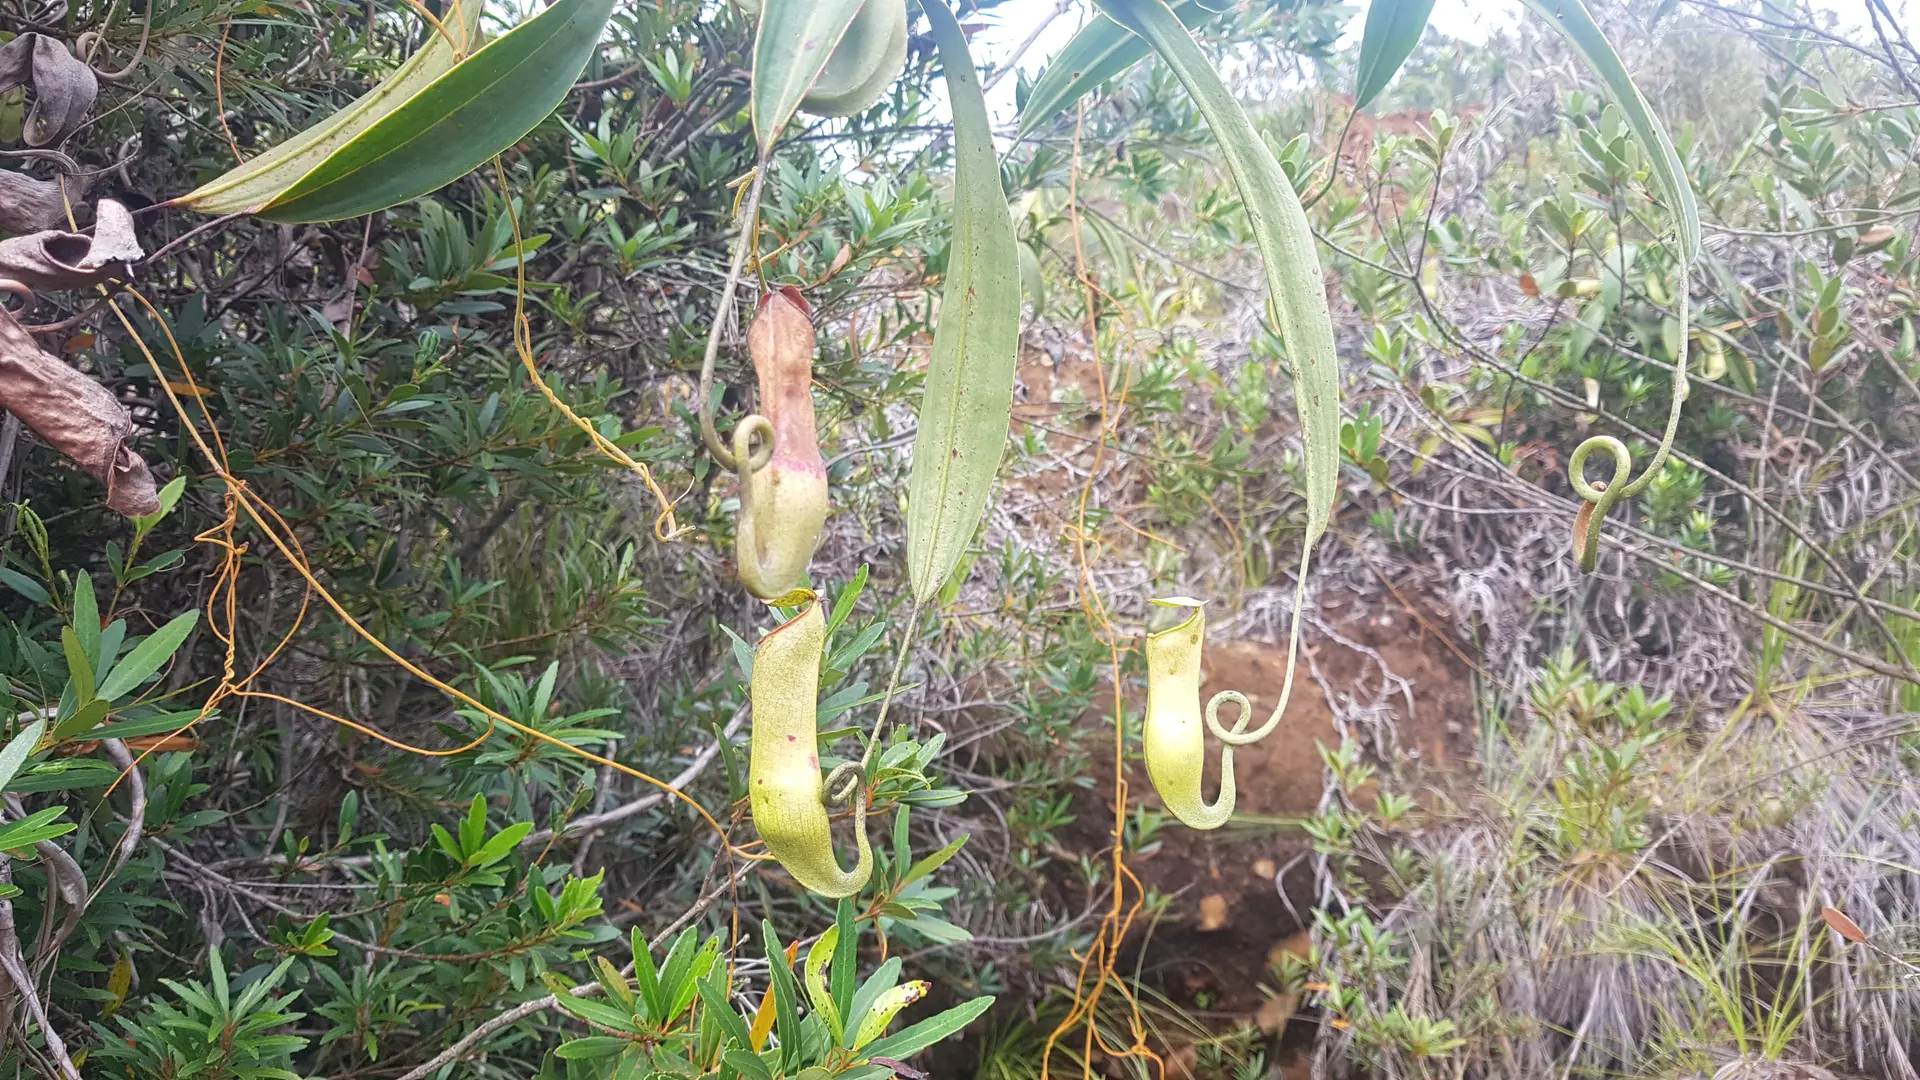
[
  {"x1": 0, "y1": 169, "x2": 89, "y2": 236},
  {"x1": 0, "y1": 305, "x2": 159, "y2": 517},
  {"x1": 0, "y1": 33, "x2": 99, "y2": 147},
  {"x1": 0, "y1": 199, "x2": 142, "y2": 291}
]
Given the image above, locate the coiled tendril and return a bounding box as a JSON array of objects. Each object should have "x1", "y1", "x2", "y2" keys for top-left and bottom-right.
[{"x1": 1567, "y1": 281, "x2": 1691, "y2": 573}]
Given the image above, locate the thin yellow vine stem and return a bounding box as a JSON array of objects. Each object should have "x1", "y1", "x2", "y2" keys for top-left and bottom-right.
[
  {"x1": 490, "y1": 160, "x2": 690, "y2": 542},
  {"x1": 104, "y1": 287, "x2": 743, "y2": 854},
  {"x1": 1041, "y1": 98, "x2": 1159, "y2": 1080}
]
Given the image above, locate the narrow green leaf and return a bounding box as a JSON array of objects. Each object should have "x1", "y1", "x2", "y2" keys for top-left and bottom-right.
[
  {"x1": 655, "y1": 926, "x2": 699, "y2": 1017},
  {"x1": 71, "y1": 573, "x2": 99, "y2": 668},
  {"x1": 97, "y1": 609, "x2": 199, "y2": 703},
  {"x1": 0, "y1": 721, "x2": 44, "y2": 792},
  {"x1": 858, "y1": 994, "x2": 994, "y2": 1062},
  {"x1": 1520, "y1": 0, "x2": 1698, "y2": 265},
  {"x1": 255, "y1": 0, "x2": 617, "y2": 223},
  {"x1": 176, "y1": 1, "x2": 488, "y2": 214},
  {"x1": 7, "y1": 759, "x2": 118, "y2": 793},
  {"x1": 60, "y1": 626, "x2": 94, "y2": 707},
  {"x1": 900, "y1": 833, "x2": 967, "y2": 887},
  {"x1": 842, "y1": 956, "x2": 901, "y2": 1050},
  {"x1": 0, "y1": 568, "x2": 49, "y2": 607},
  {"x1": 1016, "y1": 2, "x2": 1222, "y2": 136},
  {"x1": 666, "y1": 934, "x2": 719, "y2": 1023},
  {"x1": 762, "y1": 921, "x2": 804, "y2": 1066},
  {"x1": 554, "y1": 1037, "x2": 631, "y2": 1060},
  {"x1": 831, "y1": 897, "x2": 858, "y2": 1026},
  {"x1": 469, "y1": 822, "x2": 532, "y2": 866},
  {"x1": 904, "y1": 0, "x2": 1021, "y2": 605},
  {"x1": 724, "y1": 1049, "x2": 776, "y2": 1080},
  {"x1": 49, "y1": 698, "x2": 110, "y2": 744},
  {"x1": 696, "y1": 971, "x2": 754, "y2": 1049},
  {"x1": 1353, "y1": 0, "x2": 1436, "y2": 109},
  {"x1": 68, "y1": 709, "x2": 203, "y2": 742},
  {"x1": 751, "y1": 0, "x2": 866, "y2": 154},
  {"x1": 0, "y1": 805, "x2": 75, "y2": 851}
]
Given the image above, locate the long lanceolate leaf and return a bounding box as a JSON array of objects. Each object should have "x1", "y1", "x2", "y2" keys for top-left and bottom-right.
[
  {"x1": 1016, "y1": 1, "x2": 1224, "y2": 136},
  {"x1": 1353, "y1": 0, "x2": 1437, "y2": 110},
  {"x1": 904, "y1": 0, "x2": 1021, "y2": 605},
  {"x1": 175, "y1": 0, "x2": 488, "y2": 215},
  {"x1": 1523, "y1": 0, "x2": 1701, "y2": 570},
  {"x1": 256, "y1": 0, "x2": 616, "y2": 223},
  {"x1": 1093, "y1": 0, "x2": 1337, "y2": 746},
  {"x1": 751, "y1": 0, "x2": 866, "y2": 154},
  {"x1": 178, "y1": 0, "x2": 613, "y2": 223}
]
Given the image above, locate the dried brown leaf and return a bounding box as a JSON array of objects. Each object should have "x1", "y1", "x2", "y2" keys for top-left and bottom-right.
[
  {"x1": 1821, "y1": 906, "x2": 1868, "y2": 944},
  {"x1": 0, "y1": 34, "x2": 99, "y2": 147},
  {"x1": 0, "y1": 169, "x2": 88, "y2": 235},
  {"x1": 0, "y1": 306, "x2": 159, "y2": 516},
  {"x1": 0, "y1": 199, "x2": 142, "y2": 291}
]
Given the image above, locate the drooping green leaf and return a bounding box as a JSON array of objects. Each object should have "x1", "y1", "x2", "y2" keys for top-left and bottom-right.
[
  {"x1": 1520, "y1": 0, "x2": 1699, "y2": 265},
  {"x1": 1353, "y1": 0, "x2": 1436, "y2": 109},
  {"x1": 857, "y1": 994, "x2": 994, "y2": 1062},
  {"x1": 1094, "y1": 0, "x2": 1337, "y2": 572},
  {"x1": 1016, "y1": 1, "x2": 1224, "y2": 136},
  {"x1": 904, "y1": 0, "x2": 1021, "y2": 605},
  {"x1": 0, "y1": 721, "x2": 44, "y2": 793},
  {"x1": 97, "y1": 609, "x2": 199, "y2": 703},
  {"x1": 249, "y1": 0, "x2": 617, "y2": 223},
  {"x1": 176, "y1": 0, "x2": 488, "y2": 214},
  {"x1": 751, "y1": 0, "x2": 866, "y2": 154},
  {"x1": 1090, "y1": 0, "x2": 1338, "y2": 748}
]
